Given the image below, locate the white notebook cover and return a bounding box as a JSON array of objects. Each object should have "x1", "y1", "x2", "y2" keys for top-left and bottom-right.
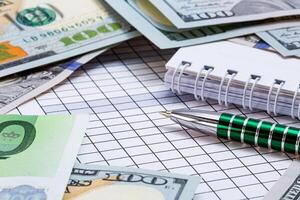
[{"x1": 166, "y1": 41, "x2": 300, "y2": 93}]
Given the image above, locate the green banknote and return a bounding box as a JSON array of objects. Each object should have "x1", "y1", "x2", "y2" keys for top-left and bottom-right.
[
  {"x1": 0, "y1": 114, "x2": 89, "y2": 200},
  {"x1": 257, "y1": 27, "x2": 300, "y2": 57},
  {"x1": 0, "y1": 0, "x2": 139, "y2": 77},
  {"x1": 105, "y1": 0, "x2": 300, "y2": 49},
  {"x1": 64, "y1": 164, "x2": 201, "y2": 200},
  {"x1": 148, "y1": 0, "x2": 300, "y2": 29}
]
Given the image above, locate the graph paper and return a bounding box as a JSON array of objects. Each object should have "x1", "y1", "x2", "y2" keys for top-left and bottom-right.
[{"x1": 9, "y1": 37, "x2": 299, "y2": 200}]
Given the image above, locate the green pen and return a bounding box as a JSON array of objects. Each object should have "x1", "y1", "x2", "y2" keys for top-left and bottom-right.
[{"x1": 160, "y1": 109, "x2": 300, "y2": 155}]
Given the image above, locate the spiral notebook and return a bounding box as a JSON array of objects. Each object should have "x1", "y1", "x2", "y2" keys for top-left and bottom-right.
[{"x1": 165, "y1": 41, "x2": 300, "y2": 118}]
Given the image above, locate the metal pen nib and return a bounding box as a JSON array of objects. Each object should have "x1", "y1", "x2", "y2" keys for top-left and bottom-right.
[
  {"x1": 160, "y1": 109, "x2": 220, "y2": 136},
  {"x1": 160, "y1": 111, "x2": 172, "y2": 118}
]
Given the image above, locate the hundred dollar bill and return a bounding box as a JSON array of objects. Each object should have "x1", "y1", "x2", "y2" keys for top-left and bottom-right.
[
  {"x1": 228, "y1": 35, "x2": 274, "y2": 52},
  {"x1": 105, "y1": 0, "x2": 300, "y2": 49},
  {"x1": 147, "y1": 0, "x2": 300, "y2": 29},
  {"x1": 64, "y1": 164, "x2": 201, "y2": 200},
  {"x1": 0, "y1": 0, "x2": 139, "y2": 77},
  {"x1": 257, "y1": 27, "x2": 300, "y2": 57},
  {"x1": 229, "y1": 35, "x2": 300, "y2": 58},
  {"x1": 0, "y1": 48, "x2": 108, "y2": 114},
  {"x1": 0, "y1": 114, "x2": 89, "y2": 200},
  {"x1": 263, "y1": 160, "x2": 300, "y2": 200}
]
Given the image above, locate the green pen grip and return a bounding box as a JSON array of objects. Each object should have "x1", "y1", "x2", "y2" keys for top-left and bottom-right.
[{"x1": 217, "y1": 113, "x2": 300, "y2": 154}]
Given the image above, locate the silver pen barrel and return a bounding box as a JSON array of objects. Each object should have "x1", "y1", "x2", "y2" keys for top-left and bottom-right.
[{"x1": 160, "y1": 109, "x2": 221, "y2": 136}]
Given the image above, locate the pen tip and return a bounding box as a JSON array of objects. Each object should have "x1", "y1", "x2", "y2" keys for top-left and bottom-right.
[{"x1": 160, "y1": 111, "x2": 172, "y2": 118}]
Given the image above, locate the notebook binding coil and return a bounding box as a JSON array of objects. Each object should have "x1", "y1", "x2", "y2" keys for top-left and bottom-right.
[
  {"x1": 217, "y1": 70, "x2": 238, "y2": 106},
  {"x1": 177, "y1": 62, "x2": 191, "y2": 95},
  {"x1": 223, "y1": 70, "x2": 237, "y2": 107},
  {"x1": 194, "y1": 65, "x2": 214, "y2": 101},
  {"x1": 170, "y1": 61, "x2": 191, "y2": 94},
  {"x1": 171, "y1": 61, "x2": 300, "y2": 118},
  {"x1": 267, "y1": 79, "x2": 285, "y2": 116},
  {"x1": 242, "y1": 75, "x2": 261, "y2": 111},
  {"x1": 291, "y1": 84, "x2": 300, "y2": 119}
]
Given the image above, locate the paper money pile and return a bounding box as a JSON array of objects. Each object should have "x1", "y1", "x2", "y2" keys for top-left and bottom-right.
[
  {"x1": 0, "y1": 0, "x2": 140, "y2": 113},
  {"x1": 2, "y1": 1, "x2": 300, "y2": 199},
  {"x1": 1, "y1": 0, "x2": 300, "y2": 113},
  {"x1": 105, "y1": 0, "x2": 300, "y2": 52}
]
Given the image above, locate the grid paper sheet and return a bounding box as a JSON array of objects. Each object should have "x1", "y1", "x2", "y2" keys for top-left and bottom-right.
[{"x1": 10, "y1": 37, "x2": 299, "y2": 200}]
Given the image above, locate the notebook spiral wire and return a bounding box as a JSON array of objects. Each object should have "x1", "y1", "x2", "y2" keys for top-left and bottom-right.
[
  {"x1": 194, "y1": 65, "x2": 213, "y2": 101},
  {"x1": 291, "y1": 84, "x2": 300, "y2": 119},
  {"x1": 242, "y1": 75, "x2": 261, "y2": 111},
  {"x1": 170, "y1": 61, "x2": 191, "y2": 94},
  {"x1": 218, "y1": 70, "x2": 237, "y2": 107},
  {"x1": 267, "y1": 79, "x2": 285, "y2": 116},
  {"x1": 170, "y1": 61, "x2": 300, "y2": 119}
]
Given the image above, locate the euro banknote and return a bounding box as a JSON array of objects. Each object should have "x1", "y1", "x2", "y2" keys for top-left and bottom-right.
[
  {"x1": 148, "y1": 0, "x2": 300, "y2": 29},
  {"x1": 263, "y1": 160, "x2": 300, "y2": 200},
  {"x1": 105, "y1": 0, "x2": 300, "y2": 49},
  {"x1": 257, "y1": 27, "x2": 300, "y2": 57},
  {"x1": 0, "y1": 48, "x2": 108, "y2": 114},
  {"x1": 0, "y1": 114, "x2": 89, "y2": 200},
  {"x1": 64, "y1": 164, "x2": 201, "y2": 200},
  {"x1": 0, "y1": 0, "x2": 139, "y2": 77}
]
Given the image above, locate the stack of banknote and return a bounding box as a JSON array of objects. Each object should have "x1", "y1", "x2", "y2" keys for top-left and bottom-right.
[
  {"x1": 2, "y1": 0, "x2": 300, "y2": 113},
  {"x1": 0, "y1": 0, "x2": 141, "y2": 113},
  {"x1": 104, "y1": 0, "x2": 300, "y2": 53},
  {"x1": 2, "y1": 1, "x2": 300, "y2": 199}
]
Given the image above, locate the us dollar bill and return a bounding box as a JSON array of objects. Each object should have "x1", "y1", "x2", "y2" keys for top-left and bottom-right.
[
  {"x1": 263, "y1": 160, "x2": 300, "y2": 200},
  {"x1": 105, "y1": 0, "x2": 300, "y2": 49},
  {"x1": 257, "y1": 27, "x2": 300, "y2": 57},
  {"x1": 228, "y1": 35, "x2": 275, "y2": 52},
  {"x1": 0, "y1": 48, "x2": 108, "y2": 114},
  {"x1": 229, "y1": 35, "x2": 300, "y2": 58},
  {"x1": 0, "y1": 0, "x2": 139, "y2": 77},
  {"x1": 147, "y1": 0, "x2": 300, "y2": 29},
  {"x1": 0, "y1": 114, "x2": 89, "y2": 200},
  {"x1": 64, "y1": 164, "x2": 201, "y2": 200}
]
